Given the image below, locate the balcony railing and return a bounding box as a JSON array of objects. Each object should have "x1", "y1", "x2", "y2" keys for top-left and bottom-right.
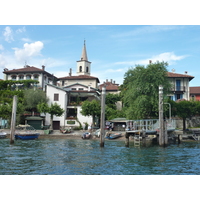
[{"x1": 170, "y1": 86, "x2": 186, "y2": 93}]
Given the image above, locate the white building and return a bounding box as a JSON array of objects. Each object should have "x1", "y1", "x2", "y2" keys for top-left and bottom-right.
[
  {"x1": 167, "y1": 71, "x2": 194, "y2": 101},
  {"x1": 45, "y1": 41, "x2": 100, "y2": 129},
  {"x1": 3, "y1": 65, "x2": 57, "y2": 90}
]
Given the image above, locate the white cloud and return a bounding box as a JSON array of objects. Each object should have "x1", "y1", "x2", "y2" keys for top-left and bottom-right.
[
  {"x1": 138, "y1": 52, "x2": 187, "y2": 65},
  {"x1": 0, "y1": 54, "x2": 6, "y2": 68},
  {"x1": 13, "y1": 41, "x2": 44, "y2": 62},
  {"x1": 0, "y1": 44, "x2": 4, "y2": 51},
  {"x1": 16, "y1": 26, "x2": 26, "y2": 33},
  {"x1": 3, "y1": 26, "x2": 14, "y2": 42},
  {"x1": 114, "y1": 52, "x2": 187, "y2": 66},
  {"x1": 112, "y1": 25, "x2": 182, "y2": 38},
  {"x1": 21, "y1": 38, "x2": 32, "y2": 42}
]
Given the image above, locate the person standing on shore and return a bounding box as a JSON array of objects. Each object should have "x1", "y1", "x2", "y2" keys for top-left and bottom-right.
[{"x1": 88, "y1": 125, "x2": 92, "y2": 133}]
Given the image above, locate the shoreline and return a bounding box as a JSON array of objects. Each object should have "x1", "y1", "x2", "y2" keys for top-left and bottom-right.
[{"x1": 1, "y1": 129, "x2": 127, "y2": 141}]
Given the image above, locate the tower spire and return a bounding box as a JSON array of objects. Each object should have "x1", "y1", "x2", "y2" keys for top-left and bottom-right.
[{"x1": 81, "y1": 40, "x2": 88, "y2": 61}]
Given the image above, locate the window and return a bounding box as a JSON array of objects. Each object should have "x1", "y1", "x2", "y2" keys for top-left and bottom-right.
[
  {"x1": 34, "y1": 75, "x2": 39, "y2": 80},
  {"x1": 26, "y1": 75, "x2": 31, "y2": 80},
  {"x1": 78, "y1": 88, "x2": 84, "y2": 91},
  {"x1": 86, "y1": 66, "x2": 89, "y2": 72},
  {"x1": 12, "y1": 75, "x2": 17, "y2": 80},
  {"x1": 71, "y1": 88, "x2": 77, "y2": 91},
  {"x1": 79, "y1": 66, "x2": 82, "y2": 72},
  {"x1": 19, "y1": 75, "x2": 24, "y2": 80},
  {"x1": 54, "y1": 93, "x2": 59, "y2": 101},
  {"x1": 62, "y1": 81, "x2": 65, "y2": 86},
  {"x1": 67, "y1": 108, "x2": 77, "y2": 119}
]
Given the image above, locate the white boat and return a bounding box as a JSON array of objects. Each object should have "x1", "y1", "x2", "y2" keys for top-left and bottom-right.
[{"x1": 0, "y1": 132, "x2": 7, "y2": 139}]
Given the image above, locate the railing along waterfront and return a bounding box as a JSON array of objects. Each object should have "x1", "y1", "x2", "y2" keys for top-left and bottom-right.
[{"x1": 126, "y1": 119, "x2": 176, "y2": 133}]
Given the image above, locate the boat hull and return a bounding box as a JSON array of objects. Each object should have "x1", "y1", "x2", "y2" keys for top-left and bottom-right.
[
  {"x1": 0, "y1": 132, "x2": 7, "y2": 139},
  {"x1": 82, "y1": 132, "x2": 91, "y2": 139},
  {"x1": 106, "y1": 133, "x2": 122, "y2": 139},
  {"x1": 15, "y1": 133, "x2": 40, "y2": 140}
]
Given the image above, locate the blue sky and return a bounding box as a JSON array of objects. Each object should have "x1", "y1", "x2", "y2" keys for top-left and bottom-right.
[{"x1": 0, "y1": 25, "x2": 200, "y2": 86}]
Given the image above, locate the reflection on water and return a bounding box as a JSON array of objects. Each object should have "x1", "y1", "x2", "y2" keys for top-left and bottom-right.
[{"x1": 0, "y1": 138, "x2": 200, "y2": 175}]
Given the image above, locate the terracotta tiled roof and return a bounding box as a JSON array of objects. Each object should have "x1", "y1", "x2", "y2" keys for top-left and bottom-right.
[
  {"x1": 3, "y1": 66, "x2": 57, "y2": 78},
  {"x1": 167, "y1": 72, "x2": 194, "y2": 80},
  {"x1": 3, "y1": 66, "x2": 44, "y2": 73},
  {"x1": 59, "y1": 75, "x2": 100, "y2": 83},
  {"x1": 99, "y1": 81, "x2": 119, "y2": 91},
  {"x1": 190, "y1": 87, "x2": 200, "y2": 94}
]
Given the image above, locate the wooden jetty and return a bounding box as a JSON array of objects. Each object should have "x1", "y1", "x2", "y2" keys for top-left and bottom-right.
[{"x1": 125, "y1": 119, "x2": 176, "y2": 147}]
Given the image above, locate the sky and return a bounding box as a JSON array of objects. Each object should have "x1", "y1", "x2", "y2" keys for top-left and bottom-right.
[{"x1": 0, "y1": 25, "x2": 200, "y2": 86}]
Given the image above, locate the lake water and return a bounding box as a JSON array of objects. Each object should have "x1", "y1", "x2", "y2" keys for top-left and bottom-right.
[{"x1": 0, "y1": 138, "x2": 200, "y2": 175}]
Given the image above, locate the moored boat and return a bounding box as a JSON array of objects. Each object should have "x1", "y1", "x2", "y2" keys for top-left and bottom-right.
[
  {"x1": 0, "y1": 132, "x2": 7, "y2": 139},
  {"x1": 15, "y1": 125, "x2": 40, "y2": 140},
  {"x1": 15, "y1": 133, "x2": 40, "y2": 140},
  {"x1": 82, "y1": 132, "x2": 91, "y2": 139},
  {"x1": 106, "y1": 132, "x2": 122, "y2": 139}
]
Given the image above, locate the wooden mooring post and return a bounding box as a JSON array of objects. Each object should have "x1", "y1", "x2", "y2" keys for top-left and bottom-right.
[
  {"x1": 10, "y1": 95, "x2": 17, "y2": 144},
  {"x1": 100, "y1": 87, "x2": 106, "y2": 147},
  {"x1": 158, "y1": 85, "x2": 168, "y2": 146}
]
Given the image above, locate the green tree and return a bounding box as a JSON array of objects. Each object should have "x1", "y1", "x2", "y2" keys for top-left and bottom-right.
[
  {"x1": 37, "y1": 102, "x2": 64, "y2": 129},
  {"x1": 176, "y1": 100, "x2": 198, "y2": 130},
  {"x1": 0, "y1": 101, "x2": 24, "y2": 127},
  {"x1": 105, "y1": 93, "x2": 120, "y2": 109},
  {"x1": 81, "y1": 100, "x2": 101, "y2": 126},
  {"x1": 23, "y1": 89, "x2": 48, "y2": 115},
  {"x1": 105, "y1": 93, "x2": 125, "y2": 120},
  {"x1": 120, "y1": 61, "x2": 172, "y2": 119}
]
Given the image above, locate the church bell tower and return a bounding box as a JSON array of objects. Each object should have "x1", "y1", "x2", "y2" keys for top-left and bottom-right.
[{"x1": 76, "y1": 40, "x2": 91, "y2": 76}]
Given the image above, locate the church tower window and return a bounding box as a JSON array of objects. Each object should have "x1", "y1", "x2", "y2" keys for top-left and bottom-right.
[{"x1": 79, "y1": 66, "x2": 82, "y2": 72}]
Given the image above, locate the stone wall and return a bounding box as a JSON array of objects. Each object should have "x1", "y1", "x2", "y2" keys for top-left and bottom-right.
[{"x1": 175, "y1": 116, "x2": 200, "y2": 129}]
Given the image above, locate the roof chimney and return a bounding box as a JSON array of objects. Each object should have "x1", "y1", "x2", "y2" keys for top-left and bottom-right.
[
  {"x1": 69, "y1": 68, "x2": 72, "y2": 76},
  {"x1": 42, "y1": 65, "x2": 45, "y2": 70}
]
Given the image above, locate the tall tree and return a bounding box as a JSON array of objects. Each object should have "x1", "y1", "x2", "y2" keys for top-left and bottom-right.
[
  {"x1": 176, "y1": 99, "x2": 198, "y2": 130},
  {"x1": 81, "y1": 99, "x2": 101, "y2": 126},
  {"x1": 23, "y1": 89, "x2": 48, "y2": 115},
  {"x1": 120, "y1": 61, "x2": 172, "y2": 119},
  {"x1": 37, "y1": 102, "x2": 64, "y2": 129}
]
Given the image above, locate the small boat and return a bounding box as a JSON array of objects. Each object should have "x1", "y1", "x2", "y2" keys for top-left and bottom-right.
[
  {"x1": 60, "y1": 128, "x2": 72, "y2": 134},
  {"x1": 0, "y1": 132, "x2": 7, "y2": 139},
  {"x1": 15, "y1": 125, "x2": 40, "y2": 140},
  {"x1": 82, "y1": 132, "x2": 91, "y2": 139},
  {"x1": 106, "y1": 132, "x2": 122, "y2": 139},
  {"x1": 15, "y1": 133, "x2": 40, "y2": 140},
  {"x1": 94, "y1": 129, "x2": 100, "y2": 138}
]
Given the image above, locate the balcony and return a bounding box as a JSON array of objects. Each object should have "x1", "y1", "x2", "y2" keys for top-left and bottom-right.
[{"x1": 170, "y1": 86, "x2": 186, "y2": 93}]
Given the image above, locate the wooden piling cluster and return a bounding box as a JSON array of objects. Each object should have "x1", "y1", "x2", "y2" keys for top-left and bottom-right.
[
  {"x1": 100, "y1": 87, "x2": 106, "y2": 147},
  {"x1": 10, "y1": 95, "x2": 17, "y2": 144}
]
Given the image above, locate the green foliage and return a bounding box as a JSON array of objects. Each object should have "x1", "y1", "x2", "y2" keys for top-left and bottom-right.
[
  {"x1": 0, "y1": 90, "x2": 24, "y2": 104},
  {"x1": 105, "y1": 93, "x2": 120, "y2": 109},
  {"x1": 0, "y1": 80, "x2": 39, "y2": 90},
  {"x1": 37, "y1": 102, "x2": 64, "y2": 129},
  {"x1": 37, "y1": 102, "x2": 49, "y2": 114},
  {"x1": 48, "y1": 103, "x2": 65, "y2": 118},
  {"x1": 0, "y1": 101, "x2": 25, "y2": 126},
  {"x1": 24, "y1": 89, "x2": 48, "y2": 110},
  {"x1": 37, "y1": 102, "x2": 64, "y2": 119},
  {"x1": 105, "y1": 106, "x2": 126, "y2": 120},
  {"x1": 81, "y1": 100, "x2": 101, "y2": 125},
  {"x1": 120, "y1": 61, "x2": 172, "y2": 119}
]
